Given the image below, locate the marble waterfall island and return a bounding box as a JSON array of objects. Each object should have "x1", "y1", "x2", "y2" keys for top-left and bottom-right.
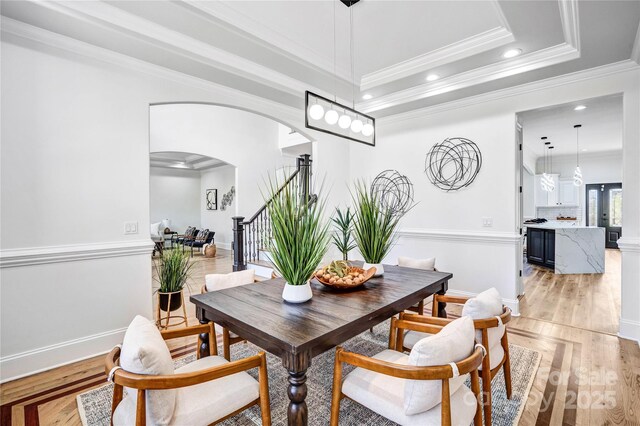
[{"x1": 526, "y1": 224, "x2": 605, "y2": 274}]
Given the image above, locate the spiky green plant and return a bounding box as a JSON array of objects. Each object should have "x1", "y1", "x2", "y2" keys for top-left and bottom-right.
[
  {"x1": 351, "y1": 180, "x2": 402, "y2": 264},
  {"x1": 265, "y1": 178, "x2": 330, "y2": 286},
  {"x1": 332, "y1": 207, "x2": 357, "y2": 261},
  {"x1": 154, "y1": 249, "x2": 193, "y2": 293}
]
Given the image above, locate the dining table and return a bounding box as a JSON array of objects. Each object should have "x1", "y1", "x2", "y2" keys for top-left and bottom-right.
[{"x1": 190, "y1": 262, "x2": 452, "y2": 426}]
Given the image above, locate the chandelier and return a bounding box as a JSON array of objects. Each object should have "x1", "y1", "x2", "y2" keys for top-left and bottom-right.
[
  {"x1": 540, "y1": 137, "x2": 555, "y2": 192},
  {"x1": 305, "y1": 0, "x2": 375, "y2": 146},
  {"x1": 573, "y1": 124, "x2": 583, "y2": 186}
]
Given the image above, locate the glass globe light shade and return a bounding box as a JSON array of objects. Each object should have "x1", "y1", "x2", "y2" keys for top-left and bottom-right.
[
  {"x1": 362, "y1": 123, "x2": 374, "y2": 137},
  {"x1": 573, "y1": 166, "x2": 583, "y2": 186},
  {"x1": 308, "y1": 104, "x2": 324, "y2": 120},
  {"x1": 338, "y1": 114, "x2": 352, "y2": 129},
  {"x1": 350, "y1": 119, "x2": 363, "y2": 133},
  {"x1": 324, "y1": 109, "x2": 339, "y2": 125}
]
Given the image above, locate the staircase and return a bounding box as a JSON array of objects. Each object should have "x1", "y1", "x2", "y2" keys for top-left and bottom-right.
[{"x1": 232, "y1": 154, "x2": 312, "y2": 275}]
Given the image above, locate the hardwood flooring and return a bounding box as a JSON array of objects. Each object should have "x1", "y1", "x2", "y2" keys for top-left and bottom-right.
[{"x1": 1, "y1": 249, "x2": 638, "y2": 425}]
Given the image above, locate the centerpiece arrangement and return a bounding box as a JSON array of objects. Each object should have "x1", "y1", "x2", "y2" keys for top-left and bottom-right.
[
  {"x1": 266, "y1": 177, "x2": 330, "y2": 303},
  {"x1": 314, "y1": 260, "x2": 375, "y2": 289}
]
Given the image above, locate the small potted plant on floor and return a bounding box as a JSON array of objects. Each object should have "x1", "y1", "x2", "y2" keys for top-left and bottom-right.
[
  {"x1": 352, "y1": 181, "x2": 402, "y2": 276},
  {"x1": 155, "y1": 248, "x2": 193, "y2": 312},
  {"x1": 266, "y1": 177, "x2": 330, "y2": 303}
]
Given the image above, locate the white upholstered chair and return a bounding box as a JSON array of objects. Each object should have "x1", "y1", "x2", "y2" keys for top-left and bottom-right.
[
  {"x1": 106, "y1": 316, "x2": 271, "y2": 426},
  {"x1": 397, "y1": 256, "x2": 436, "y2": 315},
  {"x1": 331, "y1": 316, "x2": 485, "y2": 426},
  {"x1": 398, "y1": 288, "x2": 512, "y2": 425},
  {"x1": 201, "y1": 269, "x2": 256, "y2": 360}
]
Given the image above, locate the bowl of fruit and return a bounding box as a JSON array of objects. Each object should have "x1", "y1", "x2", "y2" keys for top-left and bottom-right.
[{"x1": 313, "y1": 260, "x2": 376, "y2": 290}]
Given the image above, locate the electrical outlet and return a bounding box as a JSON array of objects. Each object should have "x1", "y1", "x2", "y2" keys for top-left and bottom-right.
[
  {"x1": 124, "y1": 221, "x2": 138, "y2": 235},
  {"x1": 482, "y1": 217, "x2": 493, "y2": 227}
]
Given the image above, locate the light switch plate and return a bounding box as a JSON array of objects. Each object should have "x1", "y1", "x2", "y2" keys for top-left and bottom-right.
[{"x1": 482, "y1": 217, "x2": 493, "y2": 227}]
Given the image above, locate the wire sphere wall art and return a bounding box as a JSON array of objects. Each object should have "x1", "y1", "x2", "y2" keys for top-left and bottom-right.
[
  {"x1": 220, "y1": 186, "x2": 235, "y2": 211},
  {"x1": 370, "y1": 170, "x2": 414, "y2": 216},
  {"x1": 424, "y1": 137, "x2": 482, "y2": 192}
]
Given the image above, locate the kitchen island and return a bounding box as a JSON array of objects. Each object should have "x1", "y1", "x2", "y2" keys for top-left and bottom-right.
[{"x1": 526, "y1": 223, "x2": 605, "y2": 274}]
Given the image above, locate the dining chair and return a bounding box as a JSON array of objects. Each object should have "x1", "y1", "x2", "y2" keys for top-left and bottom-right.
[
  {"x1": 106, "y1": 316, "x2": 271, "y2": 426},
  {"x1": 397, "y1": 256, "x2": 437, "y2": 314},
  {"x1": 397, "y1": 287, "x2": 512, "y2": 425},
  {"x1": 201, "y1": 269, "x2": 256, "y2": 360},
  {"x1": 331, "y1": 316, "x2": 485, "y2": 426}
]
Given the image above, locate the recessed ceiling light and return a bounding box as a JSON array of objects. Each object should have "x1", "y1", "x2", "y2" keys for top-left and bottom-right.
[
  {"x1": 574, "y1": 105, "x2": 587, "y2": 111},
  {"x1": 502, "y1": 48, "x2": 522, "y2": 59},
  {"x1": 426, "y1": 74, "x2": 439, "y2": 82},
  {"x1": 582, "y1": 148, "x2": 588, "y2": 152},
  {"x1": 362, "y1": 94, "x2": 372, "y2": 100}
]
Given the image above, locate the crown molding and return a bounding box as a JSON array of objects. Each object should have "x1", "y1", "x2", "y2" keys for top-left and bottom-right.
[
  {"x1": 360, "y1": 42, "x2": 580, "y2": 113},
  {"x1": 0, "y1": 17, "x2": 311, "y2": 134},
  {"x1": 398, "y1": 228, "x2": 520, "y2": 245},
  {"x1": 184, "y1": 0, "x2": 352, "y2": 82},
  {"x1": 631, "y1": 22, "x2": 640, "y2": 64},
  {"x1": 360, "y1": 26, "x2": 514, "y2": 91},
  {"x1": 0, "y1": 240, "x2": 154, "y2": 268},
  {"x1": 378, "y1": 60, "x2": 639, "y2": 126},
  {"x1": 30, "y1": 1, "x2": 315, "y2": 98},
  {"x1": 558, "y1": 0, "x2": 580, "y2": 50}
]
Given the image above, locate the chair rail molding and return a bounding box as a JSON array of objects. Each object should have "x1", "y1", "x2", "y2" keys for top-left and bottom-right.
[
  {"x1": 617, "y1": 237, "x2": 640, "y2": 253},
  {"x1": 398, "y1": 228, "x2": 521, "y2": 245},
  {"x1": 0, "y1": 240, "x2": 154, "y2": 268}
]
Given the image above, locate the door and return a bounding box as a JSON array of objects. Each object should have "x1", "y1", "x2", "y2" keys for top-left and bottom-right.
[
  {"x1": 527, "y1": 228, "x2": 545, "y2": 263},
  {"x1": 585, "y1": 183, "x2": 622, "y2": 249},
  {"x1": 544, "y1": 230, "x2": 555, "y2": 268}
]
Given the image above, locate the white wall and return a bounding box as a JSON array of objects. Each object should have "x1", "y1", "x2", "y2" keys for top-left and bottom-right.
[
  {"x1": 200, "y1": 165, "x2": 236, "y2": 249},
  {"x1": 350, "y1": 106, "x2": 521, "y2": 310},
  {"x1": 523, "y1": 168, "x2": 535, "y2": 218},
  {"x1": 150, "y1": 167, "x2": 201, "y2": 232},
  {"x1": 0, "y1": 29, "x2": 328, "y2": 381}
]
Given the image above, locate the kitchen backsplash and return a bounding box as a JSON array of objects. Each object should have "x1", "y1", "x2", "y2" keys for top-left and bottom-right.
[{"x1": 536, "y1": 206, "x2": 582, "y2": 222}]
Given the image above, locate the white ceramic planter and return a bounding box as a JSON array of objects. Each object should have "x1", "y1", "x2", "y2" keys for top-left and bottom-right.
[
  {"x1": 282, "y1": 281, "x2": 313, "y2": 303},
  {"x1": 363, "y1": 262, "x2": 384, "y2": 277}
]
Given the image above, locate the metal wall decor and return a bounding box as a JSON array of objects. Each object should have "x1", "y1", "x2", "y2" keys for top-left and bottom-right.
[
  {"x1": 370, "y1": 170, "x2": 414, "y2": 216},
  {"x1": 424, "y1": 137, "x2": 482, "y2": 191},
  {"x1": 220, "y1": 186, "x2": 235, "y2": 211},
  {"x1": 205, "y1": 189, "x2": 218, "y2": 210}
]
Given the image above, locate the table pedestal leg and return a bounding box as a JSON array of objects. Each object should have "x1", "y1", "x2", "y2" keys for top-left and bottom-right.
[{"x1": 287, "y1": 370, "x2": 308, "y2": 426}]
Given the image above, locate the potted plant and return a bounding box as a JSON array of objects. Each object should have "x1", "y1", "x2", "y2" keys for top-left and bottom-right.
[
  {"x1": 266, "y1": 178, "x2": 330, "y2": 303},
  {"x1": 154, "y1": 248, "x2": 193, "y2": 311},
  {"x1": 351, "y1": 181, "x2": 402, "y2": 276},
  {"x1": 332, "y1": 207, "x2": 357, "y2": 261}
]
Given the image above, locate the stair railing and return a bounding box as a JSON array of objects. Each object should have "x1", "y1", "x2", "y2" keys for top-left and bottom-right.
[{"x1": 232, "y1": 154, "x2": 312, "y2": 271}]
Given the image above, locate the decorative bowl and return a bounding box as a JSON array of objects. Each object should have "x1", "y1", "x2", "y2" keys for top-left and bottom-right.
[{"x1": 313, "y1": 264, "x2": 376, "y2": 289}]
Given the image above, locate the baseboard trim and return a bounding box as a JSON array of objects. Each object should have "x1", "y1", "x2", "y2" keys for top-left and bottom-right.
[
  {"x1": 398, "y1": 228, "x2": 520, "y2": 245},
  {"x1": 617, "y1": 238, "x2": 640, "y2": 253},
  {"x1": 618, "y1": 318, "x2": 640, "y2": 344},
  {"x1": 446, "y1": 289, "x2": 520, "y2": 316},
  {"x1": 0, "y1": 326, "x2": 127, "y2": 383},
  {"x1": 0, "y1": 240, "x2": 155, "y2": 268}
]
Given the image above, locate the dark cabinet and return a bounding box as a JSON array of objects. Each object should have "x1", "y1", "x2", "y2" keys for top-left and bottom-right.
[{"x1": 527, "y1": 227, "x2": 555, "y2": 269}]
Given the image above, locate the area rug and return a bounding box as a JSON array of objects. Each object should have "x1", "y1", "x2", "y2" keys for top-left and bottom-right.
[{"x1": 78, "y1": 321, "x2": 540, "y2": 426}]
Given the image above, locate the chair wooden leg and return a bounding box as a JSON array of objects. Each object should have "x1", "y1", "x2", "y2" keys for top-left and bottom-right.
[
  {"x1": 111, "y1": 384, "x2": 123, "y2": 426},
  {"x1": 257, "y1": 352, "x2": 271, "y2": 426},
  {"x1": 135, "y1": 389, "x2": 146, "y2": 426},
  {"x1": 155, "y1": 293, "x2": 161, "y2": 328},
  {"x1": 223, "y1": 328, "x2": 231, "y2": 361},
  {"x1": 432, "y1": 294, "x2": 439, "y2": 317},
  {"x1": 441, "y1": 378, "x2": 452, "y2": 426},
  {"x1": 502, "y1": 332, "x2": 513, "y2": 399},
  {"x1": 481, "y1": 350, "x2": 493, "y2": 426},
  {"x1": 417, "y1": 299, "x2": 425, "y2": 315},
  {"x1": 330, "y1": 347, "x2": 344, "y2": 426},
  {"x1": 470, "y1": 370, "x2": 482, "y2": 426},
  {"x1": 388, "y1": 317, "x2": 397, "y2": 349},
  {"x1": 209, "y1": 322, "x2": 218, "y2": 356},
  {"x1": 181, "y1": 291, "x2": 188, "y2": 327}
]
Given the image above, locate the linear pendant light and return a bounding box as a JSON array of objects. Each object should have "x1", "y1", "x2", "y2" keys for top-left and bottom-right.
[
  {"x1": 541, "y1": 137, "x2": 554, "y2": 192},
  {"x1": 573, "y1": 124, "x2": 583, "y2": 186},
  {"x1": 304, "y1": 0, "x2": 375, "y2": 146}
]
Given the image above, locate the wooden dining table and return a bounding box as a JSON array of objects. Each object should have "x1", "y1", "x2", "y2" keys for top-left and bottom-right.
[{"x1": 190, "y1": 263, "x2": 452, "y2": 426}]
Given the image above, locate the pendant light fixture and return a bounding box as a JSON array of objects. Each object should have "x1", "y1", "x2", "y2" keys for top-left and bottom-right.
[
  {"x1": 540, "y1": 137, "x2": 555, "y2": 192},
  {"x1": 304, "y1": 0, "x2": 375, "y2": 146},
  {"x1": 573, "y1": 124, "x2": 583, "y2": 186}
]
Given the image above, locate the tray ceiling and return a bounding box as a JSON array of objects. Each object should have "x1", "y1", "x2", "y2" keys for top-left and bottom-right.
[{"x1": 1, "y1": 0, "x2": 639, "y2": 118}]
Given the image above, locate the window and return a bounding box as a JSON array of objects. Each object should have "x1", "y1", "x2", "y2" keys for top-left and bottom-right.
[
  {"x1": 609, "y1": 188, "x2": 622, "y2": 227},
  {"x1": 588, "y1": 189, "x2": 598, "y2": 226}
]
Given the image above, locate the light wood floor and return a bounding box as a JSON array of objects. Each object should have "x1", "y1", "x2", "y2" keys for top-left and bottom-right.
[{"x1": 1, "y1": 249, "x2": 639, "y2": 425}]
